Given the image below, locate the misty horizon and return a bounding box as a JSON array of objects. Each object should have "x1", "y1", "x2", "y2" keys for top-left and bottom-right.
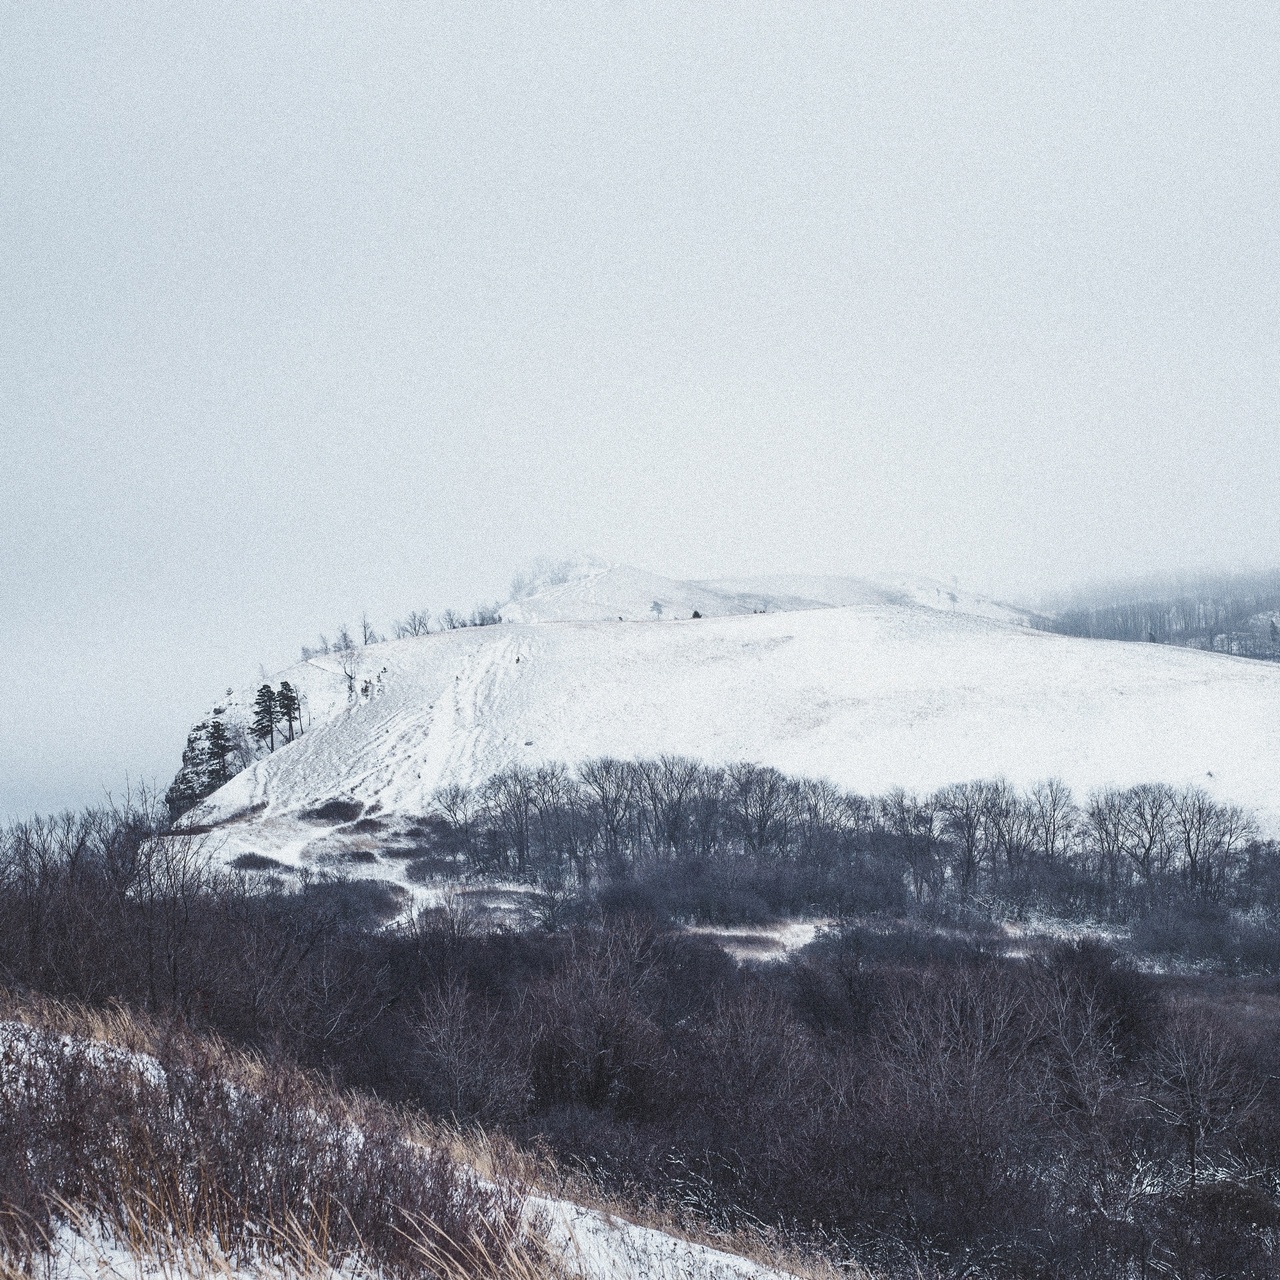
[{"x1": 6, "y1": 3, "x2": 1280, "y2": 818}]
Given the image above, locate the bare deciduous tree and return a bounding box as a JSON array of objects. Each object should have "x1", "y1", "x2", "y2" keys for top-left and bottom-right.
[
  {"x1": 394, "y1": 609, "x2": 431, "y2": 638},
  {"x1": 1145, "y1": 1011, "x2": 1257, "y2": 1188}
]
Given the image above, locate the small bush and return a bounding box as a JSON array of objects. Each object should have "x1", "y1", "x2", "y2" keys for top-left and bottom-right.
[
  {"x1": 407, "y1": 855, "x2": 471, "y2": 883},
  {"x1": 334, "y1": 847, "x2": 379, "y2": 865},
  {"x1": 231, "y1": 852, "x2": 288, "y2": 872},
  {"x1": 299, "y1": 799, "x2": 365, "y2": 824}
]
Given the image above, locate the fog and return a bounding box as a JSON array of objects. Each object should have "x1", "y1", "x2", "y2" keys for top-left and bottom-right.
[{"x1": 4, "y1": 3, "x2": 1280, "y2": 816}]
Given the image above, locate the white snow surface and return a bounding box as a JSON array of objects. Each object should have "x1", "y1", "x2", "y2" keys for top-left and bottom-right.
[
  {"x1": 500, "y1": 563, "x2": 829, "y2": 623},
  {"x1": 192, "y1": 566, "x2": 1280, "y2": 870},
  {"x1": 499, "y1": 563, "x2": 1031, "y2": 626}
]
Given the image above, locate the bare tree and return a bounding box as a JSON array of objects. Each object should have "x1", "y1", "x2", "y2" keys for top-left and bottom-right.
[
  {"x1": 1145, "y1": 1011, "x2": 1257, "y2": 1188},
  {"x1": 1171, "y1": 787, "x2": 1255, "y2": 900},
  {"x1": 635, "y1": 755, "x2": 701, "y2": 862},
  {"x1": 1086, "y1": 788, "x2": 1127, "y2": 889},
  {"x1": 432, "y1": 782, "x2": 481, "y2": 857},
  {"x1": 336, "y1": 646, "x2": 360, "y2": 701},
  {"x1": 1029, "y1": 777, "x2": 1078, "y2": 871},
  {"x1": 1117, "y1": 783, "x2": 1175, "y2": 884},
  {"x1": 481, "y1": 767, "x2": 537, "y2": 879},
  {"x1": 394, "y1": 609, "x2": 431, "y2": 639},
  {"x1": 937, "y1": 781, "x2": 989, "y2": 897},
  {"x1": 578, "y1": 757, "x2": 637, "y2": 879},
  {"x1": 413, "y1": 975, "x2": 527, "y2": 1122},
  {"x1": 879, "y1": 788, "x2": 940, "y2": 902},
  {"x1": 983, "y1": 778, "x2": 1035, "y2": 879}
]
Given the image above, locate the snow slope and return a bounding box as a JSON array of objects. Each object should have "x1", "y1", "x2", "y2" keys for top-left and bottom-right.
[
  {"x1": 193, "y1": 588, "x2": 1280, "y2": 870},
  {"x1": 698, "y1": 571, "x2": 1034, "y2": 626},
  {"x1": 499, "y1": 563, "x2": 1031, "y2": 625},
  {"x1": 500, "y1": 563, "x2": 830, "y2": 623}
]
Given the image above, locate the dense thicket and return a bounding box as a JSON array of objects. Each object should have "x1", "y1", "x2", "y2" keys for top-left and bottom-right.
[{"x1": 4, "y1": 791, "x2": 1280, "y2": 1277}]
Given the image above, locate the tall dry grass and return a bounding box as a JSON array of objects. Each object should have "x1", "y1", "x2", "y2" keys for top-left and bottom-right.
[{"x1": 0, "y1": 994, "x2": 558, "y2": 1280}]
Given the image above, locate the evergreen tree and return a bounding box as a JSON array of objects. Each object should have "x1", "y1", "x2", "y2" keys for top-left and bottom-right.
[
  {"x1": 251, "y1": 685, "x2": 279, "y2": 751},
  {"x1": 277, "y1": 681, "x2": 300, "y2": 741},
  {"x1": 205, "y1": 717, "x2": 233, "y2": 786}
]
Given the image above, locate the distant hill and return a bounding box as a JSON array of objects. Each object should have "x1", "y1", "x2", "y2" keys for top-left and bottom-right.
[
  {"x1": 183, "y1": 565, "x2": 1280, "y2": 880},
  {"x1": 501, "y1": 562, "x2": 1034, "y2": 626}
]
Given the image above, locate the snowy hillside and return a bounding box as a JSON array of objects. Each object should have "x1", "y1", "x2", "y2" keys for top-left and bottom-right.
[
  {"x1": 498, "y1": 562, "x2": 1032, "y2": 625},
  {"x1": 192, "y1": 573, "x2": 1280, "y2": 871},
  {"x1": 697, "y1": 571, "x2": 1034, "y2": 626},
  {"x1": 500, "y1": 563, "x2": 830, "y2": 623}
]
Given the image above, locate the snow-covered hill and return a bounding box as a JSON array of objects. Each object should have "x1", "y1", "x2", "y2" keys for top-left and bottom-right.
[
  {"x1": 499, "y1": 562, "x2": 1032, "y2": 625},
  {"x1": 192, "y1": 567, "x2": 1280, "y2": 871},
  {"x1": 501, "y1": 563, "x2": 834, "y2": 623}
]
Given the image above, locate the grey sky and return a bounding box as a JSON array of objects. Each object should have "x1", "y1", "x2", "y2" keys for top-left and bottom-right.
[{"x1": 4, "y1": 2, "x2": 1280, "y2": 817}]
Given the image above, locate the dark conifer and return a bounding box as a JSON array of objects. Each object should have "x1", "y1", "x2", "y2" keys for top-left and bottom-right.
[
  {"x1": 205, "y1": 717, "x2": 233, "y2": 786},
  {"x1": 277, "y1": 681, "x2": 300, "y2": 741},
  {"x1": 251, "y1": 685, "x2": 279, "y2": 751}
]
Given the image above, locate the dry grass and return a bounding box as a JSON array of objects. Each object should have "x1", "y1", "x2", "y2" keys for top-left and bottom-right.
[
  {"x1": 419, "y1": 1125, "x2": 862, "y2": 1280},
  {"x1": 0, "y1": 990, "x2": 863, "y2": 1280},
  {"x1": 0, "y1": 1203, "x2": 562, "y2": 1280},
  {"x1": 0, "y1": 992, "x2": 556, "y2": 1280}
]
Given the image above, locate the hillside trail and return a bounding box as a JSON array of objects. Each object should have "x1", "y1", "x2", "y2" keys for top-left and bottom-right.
[
  {"x1": 294, "y1": 629, "x2": 535, "y2": 813},
  {"x1": 419, "y1": 630, "x2": 534, "y2": 798}
]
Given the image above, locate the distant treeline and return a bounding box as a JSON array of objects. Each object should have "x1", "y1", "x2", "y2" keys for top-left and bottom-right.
[
  {"x1": 1044, "y1": 568, "x2": 1280, "y2": 658},
  {"x1": 299, "y1": 603, "x2": 503, "y2": 660},
  {"x1": 406, "y1": 759, "x2": 1272, "y2": 921}
]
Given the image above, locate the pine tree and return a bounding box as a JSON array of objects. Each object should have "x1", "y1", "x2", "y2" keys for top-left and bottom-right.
[
  {"x1": 251, "y1": 684, "x2": 279, "y2": 751},
  {"x1": 277, "y1": 681, "x2": 300, "y2": 741},
  {"x1": 206, "y1": 717, "x2": 233, "y2": 786}
]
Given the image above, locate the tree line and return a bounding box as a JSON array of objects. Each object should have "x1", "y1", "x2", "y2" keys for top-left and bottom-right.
[
  {"x1": 250, "y1": 680, "x2": 302, "y2": 751},
  {"x1": 165, "y1": 680, "x2": 303, "y2": 819},
  {"x1": 299, "y1": 603, "x2": 503, "y2": 661},
  {"x1": 411, "y1": 759, "x2": 1270, "y2": 921},
  {"x1": 1045, "y1": 568, "x2": 1280, "y2": 659}
]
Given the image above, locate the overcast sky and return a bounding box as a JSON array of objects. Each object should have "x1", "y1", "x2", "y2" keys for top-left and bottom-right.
[{"x1": 4, "y1": 2, "x2": 1280, "y2": 817}]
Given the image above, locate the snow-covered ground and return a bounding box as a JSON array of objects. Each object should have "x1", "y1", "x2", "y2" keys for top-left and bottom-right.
[
  {"x1": 684, "y1": 920, "x2": 828, "y2": 963},
  {"x1": 22, "y1": 1200, "x2": 801, "y2": 1280},
  {"x1": 501, "y1": 563, "x2": 826, "y2": 624},
  {"x1": 192, "y1": 564, "x2": 1280, "y2": 874}
]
